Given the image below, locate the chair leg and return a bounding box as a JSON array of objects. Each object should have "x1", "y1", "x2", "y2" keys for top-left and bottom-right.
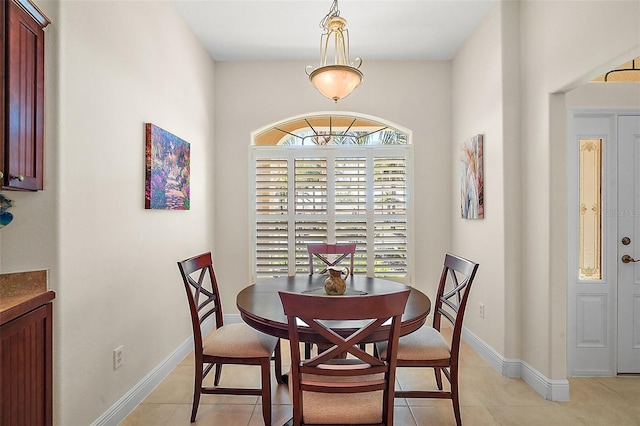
[
  {"x1": 260, "y1": 358, "x2": 272, "y2": 426},
  {"x1": 191, "y1": 363, "x2": 203, "y2": 422},
  {"x1": 451, "y1": 370, "x2": 462, "y2": 426},
  {"x1": 305, "y1": 342, "x2": 312, "y2": 359},
  {"x1": 434, "y1": 367, "x2": 443, "y2": 390},
  {"x1": 214, "y1": 363, "x2": 223, "y2": 386},
  {"x1": 382, "y1": 385, "x2": 394, "y2": 426},
  {"x1": 274, "y1": 339, "x2": 283, "y2": 384}
]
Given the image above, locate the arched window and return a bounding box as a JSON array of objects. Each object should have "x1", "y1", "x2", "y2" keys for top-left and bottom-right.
[{"x1": 250, "y1": 112, "x2": 413, "y2": 283}]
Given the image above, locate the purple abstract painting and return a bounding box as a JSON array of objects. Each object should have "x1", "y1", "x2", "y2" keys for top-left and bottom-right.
[{"x1": 145, "y1": 123, "x2": 190, "y2": 210}]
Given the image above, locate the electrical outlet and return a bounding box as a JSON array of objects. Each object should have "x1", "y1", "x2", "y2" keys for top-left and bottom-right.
[
  {"x1": 479, "y1": 303, "x2": 485, "y2": 318},
  {"x1": 113, "y1": 346, "x2": 123, "y2": 370}
]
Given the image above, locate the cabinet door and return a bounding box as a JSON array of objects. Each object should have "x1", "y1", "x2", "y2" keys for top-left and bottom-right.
[
  {"x1": 0, "y1": 304, "x2": 53, "y2": 426},
  {"x1": 5, "y1": 0, "x2": 45, "y2": 191}
]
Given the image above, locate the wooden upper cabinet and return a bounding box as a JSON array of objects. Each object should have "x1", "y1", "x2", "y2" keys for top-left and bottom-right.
[{"x1": 2, "y1": 0, "x2": 49, "y2": 191}]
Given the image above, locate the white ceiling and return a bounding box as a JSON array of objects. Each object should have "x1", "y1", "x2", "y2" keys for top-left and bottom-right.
[{"x1": 170, "y1": 0, "x2": 496, "y2": 62}]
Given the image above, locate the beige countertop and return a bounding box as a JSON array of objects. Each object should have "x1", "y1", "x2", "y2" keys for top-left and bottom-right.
[{"x1": 0, "y1": 270, "x2": 55, "y2": 324}]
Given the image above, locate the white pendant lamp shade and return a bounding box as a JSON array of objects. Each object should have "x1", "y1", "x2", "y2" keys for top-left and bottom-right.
[{"x1": 309, "y1": 65, "x2": 363, "y2": 102}]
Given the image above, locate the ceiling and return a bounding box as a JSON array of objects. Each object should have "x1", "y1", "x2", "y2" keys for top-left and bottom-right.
[{"x1": 169, "y1": 0, "x2": 496, "y2": 62}]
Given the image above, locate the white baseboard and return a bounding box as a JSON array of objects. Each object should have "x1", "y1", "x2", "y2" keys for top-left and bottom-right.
[
  {"x1": 570, "y1": 369, "x2": 615, "y2": 377},
  {"x1": 521, "y1": 360, "x2": 570, "y2": 401},
  {"x1": 462, "y1": 327, "x2": 569, "y2": 401},
  {"x1": 91, "y1": 314, "x2": 223, "y2": 426}
]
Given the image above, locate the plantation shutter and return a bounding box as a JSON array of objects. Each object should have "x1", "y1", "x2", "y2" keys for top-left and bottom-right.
[
  {"x1": 251, "y1": 146, "x2": 412, "y2": 282},
  {"x1": 255, "y1": 158, "x2": 289, "y2": 277},
  {"x1": 294, "y1": 158, "x2": 328, "y2": 274},
  {"x1": 374, "y1": 156, "x2": 408, "y2": 278},
  {"x1": 335, "y1": 157, "x2": 368, "y2": 274}
]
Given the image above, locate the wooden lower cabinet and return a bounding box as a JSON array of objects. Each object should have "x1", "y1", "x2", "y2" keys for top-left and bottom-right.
[{"x1": 0, "y1": 302, "x2": 53, "y2": 426}]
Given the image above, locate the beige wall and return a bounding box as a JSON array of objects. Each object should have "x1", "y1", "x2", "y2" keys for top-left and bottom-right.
[
  {"x1": 213, "y1": 60, "x2": 453, "y2": 310},
  {"x1": 451, "y1": 0, "x2": 522, "y2": 360},
  {"x1": 566, "y1": 82, "x2": 640, "y2": 108},
  {"x1": 0, "y1": 1, "x2": 216, "y2": 424}
]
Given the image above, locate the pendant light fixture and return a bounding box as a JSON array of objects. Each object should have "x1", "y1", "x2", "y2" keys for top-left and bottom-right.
[{"x1": 306, "y1": 0, "x2": 363, "y2": 103}]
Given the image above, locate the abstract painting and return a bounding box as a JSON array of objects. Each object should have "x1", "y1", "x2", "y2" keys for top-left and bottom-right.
[
  {"x1": 460, "y1": 134, "x2": 483, "y2": 219},
  {"x1": 145, "y1": 123, "x2": 190, "y2": 210}
]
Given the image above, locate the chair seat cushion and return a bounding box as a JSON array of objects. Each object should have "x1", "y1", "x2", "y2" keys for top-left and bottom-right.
[
  {"x1": 203, "y1": 323, "x2": 277, "y2": 358},
  {"x1": 289, "y1": 370, "x2": 384, "y2": 424},
  {"x1": 377, "y1": 326, "x2": 450, "y2": 361}
]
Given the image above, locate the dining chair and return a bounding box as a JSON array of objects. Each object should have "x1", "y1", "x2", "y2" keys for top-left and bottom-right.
[
  {"x1": 279, "y1": 289, "x2": 410, "y2": 426},
  {"x1": 305, "y1": 243, "x2": 357, "y2": 358},
  {"x1": 376, "y1": 253, "x2": 479, "y2": 426},
  {"x1": 177, "y1": 252, "x2": 282, "y2": 425},
  {"x1": 307, "y1": 243, "x2": 356, "y2": 276}
]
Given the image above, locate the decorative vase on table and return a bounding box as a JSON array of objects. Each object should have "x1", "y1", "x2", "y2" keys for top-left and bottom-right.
[{"x1": 324, "y1": 266, "x2": 349, "y2": 295}]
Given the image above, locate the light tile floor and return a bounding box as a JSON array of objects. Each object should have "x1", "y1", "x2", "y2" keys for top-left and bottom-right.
[{"x1": 121, "y1": 337, "x2": 640, "y2": 426}]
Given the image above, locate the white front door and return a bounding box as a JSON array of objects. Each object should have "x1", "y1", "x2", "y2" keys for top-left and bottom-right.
[
  {"x1": 568, "y1": 114, "x2": 617, "y2": 376},
  {"x1": 617, "y1": 115, "x2": 640, "y2": 374},
  {"x1": 568, "y1": 112, "x2": 640, "y2": 377}
]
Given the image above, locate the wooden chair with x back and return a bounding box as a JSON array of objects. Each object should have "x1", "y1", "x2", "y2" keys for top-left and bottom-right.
[
  {"x1": 307, "y1": 243, "x2": 356, "y2": 276},
  {"x1": 304, "y1": 243, "x2": 357, "y2": 358},
  {"x1": 376, "y1": 253, "x2": 479, "y2": 426},
  {"x1": 279, "y1": 289, "x2": 410, "y2": 426},
  {"x1": 177, "y1": 252, "x2": 282, "y2": 425}
]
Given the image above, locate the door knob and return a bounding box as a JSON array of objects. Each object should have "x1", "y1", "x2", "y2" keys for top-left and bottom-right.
[
  {"x1": 621, "y1": 255, "x2": 640, "y2": 263},
  {"x1": 622, "y1": 237, "x2": 631, "y2": 245}
]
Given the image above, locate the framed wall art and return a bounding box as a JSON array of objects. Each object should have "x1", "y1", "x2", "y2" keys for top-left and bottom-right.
[
  {"x1": 460, "y1": 134, "x2": 483, "y2": 219},
  {"x1": 145, "y1": 123, "x2": 190, "y2": 210}
]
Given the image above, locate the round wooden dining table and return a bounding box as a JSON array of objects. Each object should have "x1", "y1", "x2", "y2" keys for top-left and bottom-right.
[{"x1": 236, "y1": 274, "x2": 431, "y2": 344}]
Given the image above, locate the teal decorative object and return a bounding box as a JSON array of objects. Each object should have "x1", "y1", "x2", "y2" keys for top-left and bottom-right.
[{"x1": 0, "y1": 194, "x2": 13, "y2": 228}]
